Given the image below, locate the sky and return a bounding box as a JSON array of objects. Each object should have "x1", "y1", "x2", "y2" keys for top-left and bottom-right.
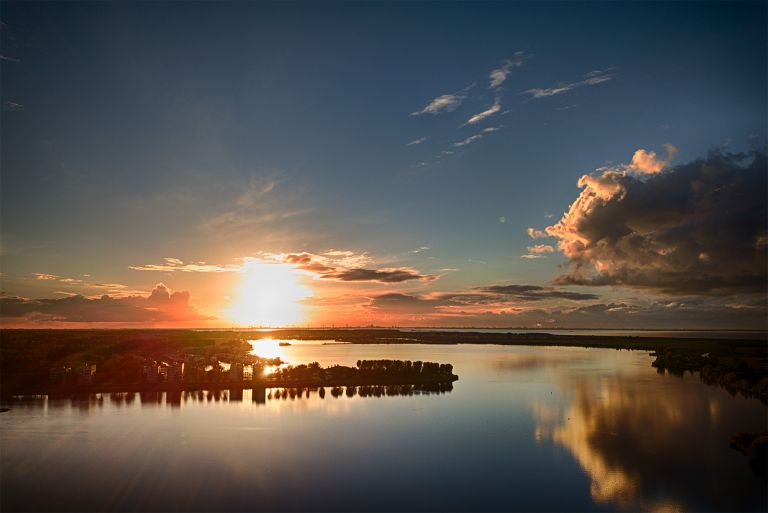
[{"x1": 1, "y1": 1, "x2": 766, "y2": 329}]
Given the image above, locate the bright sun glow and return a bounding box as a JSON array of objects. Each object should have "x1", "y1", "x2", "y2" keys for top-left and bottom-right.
[{"x1": 228, "y1": 260, "x2": 311, "y2": 327}]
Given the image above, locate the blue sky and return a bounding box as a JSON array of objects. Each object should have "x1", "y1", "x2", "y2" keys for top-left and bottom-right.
[{"x1": 1, "y1": 2, "x2": 766, "y2": 327}]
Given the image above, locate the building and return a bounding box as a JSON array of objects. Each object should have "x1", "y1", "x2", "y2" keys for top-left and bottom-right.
[
  {"x1": 76, "y1": 363, "x2": 96, "y2": 385},
  {"x1": 166, "y1": 362, "x2": 184, "y2": 384},
  {"x1": 142, "y1": 363, "x2": 160, "y2": 383},
  {"x1": 229, "y1": 363, "x2": 244, "y2": 382},
  {"x1": 49, "y1": 365, "x2": 71, "y2": 384}
]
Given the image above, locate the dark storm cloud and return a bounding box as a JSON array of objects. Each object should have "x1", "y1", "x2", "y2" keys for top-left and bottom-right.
[
  {"x1": 544, "y1": 151, "x2": 767, "y2": 295},
  {"x1": 0, "y1": 284, "x2": 212, "y2": 323}
]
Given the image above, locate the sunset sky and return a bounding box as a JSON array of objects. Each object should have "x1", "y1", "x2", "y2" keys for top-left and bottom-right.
[{"x1": 1, "y1": 2, "x2": 766, "y2": 328}]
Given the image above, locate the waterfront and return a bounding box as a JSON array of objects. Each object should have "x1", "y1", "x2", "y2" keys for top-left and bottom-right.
[{"x1": 2, "y1": 341, "x2": 765, "y2": 512}]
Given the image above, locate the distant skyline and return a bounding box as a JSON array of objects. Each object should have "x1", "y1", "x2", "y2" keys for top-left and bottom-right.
[{"x1": 1, "y1": 1, "x2": 766, "y2": 328}]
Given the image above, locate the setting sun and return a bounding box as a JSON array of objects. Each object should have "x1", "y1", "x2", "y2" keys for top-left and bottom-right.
[{"x1": 228, "y1": 259, "x2": 311, "y2": 327}]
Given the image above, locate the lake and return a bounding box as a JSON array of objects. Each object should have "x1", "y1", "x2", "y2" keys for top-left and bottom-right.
[{"x1": 2, "y1": 341, "x2": 766, "y2": 512}]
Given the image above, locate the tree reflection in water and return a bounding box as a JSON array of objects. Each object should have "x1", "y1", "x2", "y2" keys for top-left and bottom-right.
[{"x1": 5, "y1": 381, "x2": 453, "y2": 413}]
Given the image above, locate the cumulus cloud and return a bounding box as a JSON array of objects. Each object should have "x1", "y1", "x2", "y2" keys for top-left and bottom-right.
[
  {"x1": 34, "y1": 273, "x2": 58, "y2": 281},
  {"x1": 545, "y1": 150, "x2": 767, "y2": 295},
  {"x1": 629, "y1": 143, "x2": 678, "y2": 174},
  {"x1": 0, "y1": 284, "x2": 212, "y2": 324},
  {"x1": 523, "y1": 68, "x2": 614, "y2": 99},
  {"x1": 489, "y1": 52, "x2": 527, "y2": 89},
  {"x1": 463, "y1": 98, "x2": 501, "y2": 126},
  {"x1": 411, "y1": 83, "x2": 475, "y2": 116}
]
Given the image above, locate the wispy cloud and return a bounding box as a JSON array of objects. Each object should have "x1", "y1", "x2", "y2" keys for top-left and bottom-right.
[
  {"x1": 411, "y1": 83, "x2": 475, "y2": 116},
  {"x1": 521, "y1": 244, "x2": 555, "y2": 259},
  {"x1": 529, "y1": 244, "x2": 555, "y2": 254},
  {"x1": 527, "y1": 227, "x2": 549, "y2": 239},
  {"x1": 454, "y1": 126, "x2": 502, "y2": 147},
  {"x1": 455, "y1": 134, "x2": 483, "y2": 147},
  {"x1": 462, "y1": 98, "x2": 501, "y2": 126},
  {"x1": 523, "y1": 68, "x2": 614, "y2": 99},
  {"x1": 489, "y1": 51, "x2": 527, "y2": 89},
  {"x1": 406, "y1": 137, "x2": 428, "y2": 146},
  {"x1": 235, "y1": 178, "x2": 277, "y2": 207},
  {"x1": 129, "y1": 257, "x2": 240, "y2": 273},
  {"x1": 3, "y1": 101, "x2": 23, "y2": 111}
]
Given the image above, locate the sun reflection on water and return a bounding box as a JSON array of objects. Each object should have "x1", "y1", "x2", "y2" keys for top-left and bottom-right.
[{"x1": 248, "y1": 338, "x2": 286, "y2": 360}]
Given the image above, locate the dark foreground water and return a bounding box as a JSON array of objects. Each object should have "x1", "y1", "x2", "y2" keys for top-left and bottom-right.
[{"x1": 2, "y1": 341, "x2": 766, "y2": 512}]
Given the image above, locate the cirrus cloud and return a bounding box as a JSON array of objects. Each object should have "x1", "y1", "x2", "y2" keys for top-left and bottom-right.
[{"x1": 411, "y1": 83, "x2": 475, "y2": 116}]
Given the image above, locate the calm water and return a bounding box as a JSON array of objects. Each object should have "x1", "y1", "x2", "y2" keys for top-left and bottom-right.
[{"x1": 2, "y1": 341, "x2": 766, "y2": 512}]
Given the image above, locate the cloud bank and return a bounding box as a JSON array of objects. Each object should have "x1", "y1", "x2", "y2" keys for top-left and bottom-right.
[
  {"x1": 0, "y1": 284, "x2": 211, "y2": 324},
  {"x1": 368, "y1": 284, "x2": 598, "y2": 314}
]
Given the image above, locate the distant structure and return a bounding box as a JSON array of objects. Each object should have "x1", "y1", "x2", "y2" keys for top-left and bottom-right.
[
  {"x1": 49, "y1": 365, "x2": 71, "y2": 384},
  {"x1": 76, "y1": 363, "x2": 96, "y2": 385},
  {"x1": 167, "y1": 362, "x2": 184, "y2": 384},
  {"x1": 229, "y1": 363, "x2": 244, "y2": 382},
  {"x1": 142, "y1": 363, "x2": 160, "y2": 383}
]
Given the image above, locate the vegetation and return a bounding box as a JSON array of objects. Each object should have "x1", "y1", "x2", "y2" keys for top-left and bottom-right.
[
  {"x1": 651, "y1": 348, "x2": 767, "y2": 404},
  {"x1": 1, "y1": 328, "x2": 764, "y2": 402},
  {"x1": 729, "y1": 432, "x2": 768, "y2": 480}
]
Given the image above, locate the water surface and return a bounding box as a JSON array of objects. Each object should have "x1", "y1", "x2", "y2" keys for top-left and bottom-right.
[{"x1": 2, "y1": 342, "x2": 765, "y2": 512}]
